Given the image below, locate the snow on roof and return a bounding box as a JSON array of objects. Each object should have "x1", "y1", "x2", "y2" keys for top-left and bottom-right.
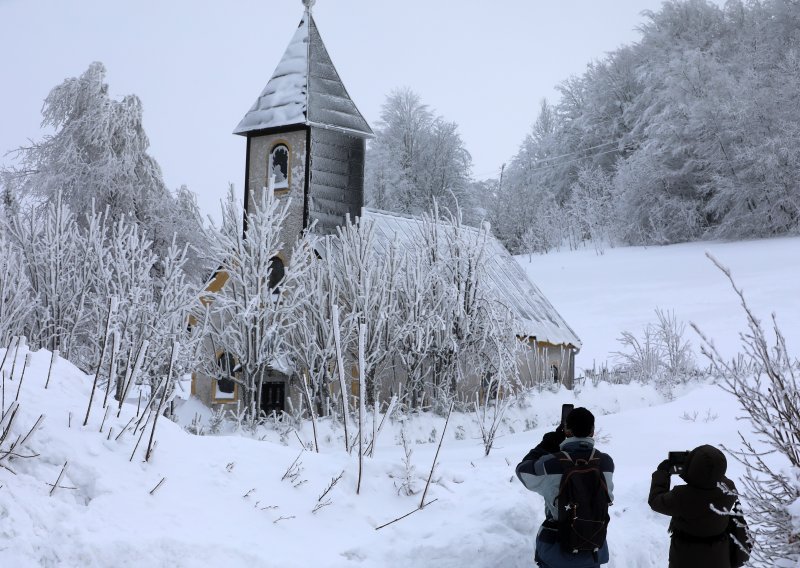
[
  {"x1": 234, "y1": 13, "x2": 373, "y2": 138},
  {"x1": 361, "y1": 208, "x2": 582, "y2": 349}
]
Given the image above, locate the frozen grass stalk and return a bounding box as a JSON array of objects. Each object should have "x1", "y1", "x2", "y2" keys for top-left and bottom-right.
[
  {"x1": 145, "y1": 339, "x2": 179, "y2": 462},
  {"x1": 44, "y1": 350, "x2": 59, "y2": 389},
  {"x1": 357, "y1": 322, "x2": 366, "y2": 495},
  {"x1": 14, "y1": 353, "x2": 31, "y2": 403},
  {"x1": 101, "y1": 331, "x2": 120, "y2": 409},
  {"x1": 332, "y1": 304, "x2": 350, "y2": 452},
  {"x1": 300, "y1": 371, "x2": 319, "y2": 452},
  {"x1": 49, "y1": 461, "x2": 68, "y2": 497},
  {"x1": 149, "y1": 477, "x2": 166, "y2": 495},
  {"x1": 84, "y1": 297, "x2": 117, "y2": 427},
  {"x1": 117, "y1": 340, "x2": 148, "y2": 415},
  {"x1": 420, "y1": 401, "x2": 453, "y2": 508},
  {"x1": 0, "y1": 337, "x2": 18, "y2": 377}
]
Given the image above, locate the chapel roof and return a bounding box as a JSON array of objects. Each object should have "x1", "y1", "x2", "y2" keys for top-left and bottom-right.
[
  {"x1": 361, "y1": 208, "x2": 582, "y2": 349},
  {"x1": 234, "y1": 8, "x2": 373, "y2": 138}
]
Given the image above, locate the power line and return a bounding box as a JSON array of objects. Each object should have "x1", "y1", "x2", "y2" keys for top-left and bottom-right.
[
  {"x1": 471, "y1": 139, "x2": 623, "y2": 180},
  {"x1": 517, "y1": 144, "x2": 630, "y2": 175},
  {"x1": 521, "y1": 139, "x2": 618, "y2": 163}
]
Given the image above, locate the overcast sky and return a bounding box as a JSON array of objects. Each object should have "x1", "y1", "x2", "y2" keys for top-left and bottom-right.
[{"x1": 2, "y1": 0, "x2": 686, "y2": 219}]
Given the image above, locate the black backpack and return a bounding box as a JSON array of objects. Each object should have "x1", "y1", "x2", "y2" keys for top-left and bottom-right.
[{"x1": 555, "y1": 449, "x2": 611, "y2": 554}]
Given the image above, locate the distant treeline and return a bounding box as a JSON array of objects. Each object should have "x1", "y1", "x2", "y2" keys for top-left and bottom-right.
[
  {"x1": 487, "y1": 0, "x2": 800, "y2": 252},
  {"x1": 366, "y1": 0, "x2": 800, "y2": 253}
]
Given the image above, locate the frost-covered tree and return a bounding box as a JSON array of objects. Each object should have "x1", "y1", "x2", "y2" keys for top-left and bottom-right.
[
  {"x1": 5, "y1": 193, "x2": 201, "y2": 392},
  {"x1": 327, "y1": 218, "x2": 401, "y2": 406},
  {"x1": 413, "y1": 206, "x2": 520, "y2": 410},
  {"x1": 490, "y1": 0, "x2": 800, "y2": 249},
  {"x1": 488, "y1": 100, "x2": 574, "y2": 253},
  {"x1": 6, "y1": 194, "x2": 94, "y2": 359},
  {"x1": 392, "y1": 240, "x2": 443, "y2": 407},
  {"x1": 3, "y1": 192, "x2": 201, "y2": 403},
  {"x1": 566, "y1": 166, "x2": 616, "y2": 251},
  {"x1": 1, "y1": 62, "x2": 209, "y2": 277},
  {"x1": 365, "y1": 88, "x2": 474, "y2": 219},
  {"x1": 0, "y1": 233, "x2": 34, "y2": 344},
  {"x1": 90, "y1": 212, "x2": 200, "y2": 397},
  {"x1": 285, "y1": 235, "x2": 356, "y2": 417},
  {"x1": 694, "y1": 256, "x2": 799, "y2": 566},
  {"x1": 195, "y1": 186, "x2": 311, "y2": 421}
]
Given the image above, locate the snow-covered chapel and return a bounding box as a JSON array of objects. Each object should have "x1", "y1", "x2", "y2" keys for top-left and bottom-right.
[{"x1": 191, "y1": 1, "x2": 581, "y2": 414}]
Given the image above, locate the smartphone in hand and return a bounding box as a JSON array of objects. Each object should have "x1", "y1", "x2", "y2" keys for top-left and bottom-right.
[
  {"x1": 561, "y1": 403, "x2": 574, "y2": 429},
  {"x1": 668, "y1": 451, "x2": 690, "y2": 475}
]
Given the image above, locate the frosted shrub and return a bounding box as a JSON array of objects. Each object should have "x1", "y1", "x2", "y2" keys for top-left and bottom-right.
[
  {"x1": 694, "y1": 255, "x2": 800, "y2": 567},
  {"x1": 6, "y1": 194, "x2": 201, "y2": 402},
  {"x1": 195, "y1": 185, "x2": 312, "y2": 424},
  {"x1": 0, "y1": 234, "x2": 34, "y2": 344},
  {"x1": 613, "y1": 308, "x2": 697, "y2": 392}
]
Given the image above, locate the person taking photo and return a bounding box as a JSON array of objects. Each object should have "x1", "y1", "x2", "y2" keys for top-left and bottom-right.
[
  {"x1": 648, "y1": 444, "x2": 751, "y2": 568},
  {"x1": 516, "y1": 407, "x2": 614, "y2": 568}
]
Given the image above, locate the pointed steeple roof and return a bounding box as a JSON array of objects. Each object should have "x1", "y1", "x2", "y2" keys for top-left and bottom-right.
[{"x1": 234, "y1": 11, "x2": 373, "y2": 138}]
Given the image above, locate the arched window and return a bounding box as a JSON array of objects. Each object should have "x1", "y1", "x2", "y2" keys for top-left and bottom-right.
[
  {"x1": 268, "y1": 257, "x2": 285, "y2": 291},
  {"x1": 216, "y1": 352, "x2": 237, "y2": 394},
  {"x1": 269, "y1": 144, "x2": 289, "y2": 190}
]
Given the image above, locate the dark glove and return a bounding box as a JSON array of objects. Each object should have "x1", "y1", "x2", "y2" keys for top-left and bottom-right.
[
  {"x1": 541, "y1": 426, "x2": 566, "y2": 453},
  {"x1": 656, "y1": 459, "x2": 671, "y2": 473}
]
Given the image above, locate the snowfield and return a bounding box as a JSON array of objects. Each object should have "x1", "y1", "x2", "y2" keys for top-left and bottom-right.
[
  {"x1": 519, "y1": 236, "x2": 800, "y2": 369},
  {"x1": 2, "y1": 235, "x2": 798, "y2": 567}
]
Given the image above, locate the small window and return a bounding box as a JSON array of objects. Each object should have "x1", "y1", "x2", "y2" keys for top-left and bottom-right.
[
  {"x1": 268, "y1": 257, "x2": 285, "y2": 291},
  {"x1": 269, "y1": 144, "x2": 289, "y2": 190},
  {"x1": 217, "y1": 352, "x2": 237, "y2": 395}
]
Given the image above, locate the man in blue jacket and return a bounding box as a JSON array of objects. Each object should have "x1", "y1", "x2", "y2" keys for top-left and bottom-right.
[{"x1": 516, "y1": 407, "x2": 614, "y2": 568}]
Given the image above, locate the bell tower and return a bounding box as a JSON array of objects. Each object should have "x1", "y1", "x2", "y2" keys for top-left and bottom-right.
[{"x1": 233, "y1": 0, "x2": 373, "y2": 245}]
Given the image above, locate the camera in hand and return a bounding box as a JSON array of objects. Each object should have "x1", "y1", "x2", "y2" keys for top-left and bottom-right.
[
  {"x1": 561, "y1": 403, "x2": 574, "y2": 428},
  {"x1": 668, "y1": 451, "x2": 690, "y2": 474}
]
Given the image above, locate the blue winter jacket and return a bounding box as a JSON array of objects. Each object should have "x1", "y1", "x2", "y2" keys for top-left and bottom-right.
[{"x1": 516, "y1": 437, "x2": 614, "y2": 567}]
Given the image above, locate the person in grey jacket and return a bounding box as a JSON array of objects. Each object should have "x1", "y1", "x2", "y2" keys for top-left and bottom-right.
[{"x1": 516, "y1": 407, "x2": 614, "y2": 568}]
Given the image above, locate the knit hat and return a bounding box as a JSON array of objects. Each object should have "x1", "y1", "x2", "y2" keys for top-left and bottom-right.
[{"x1": 566, "y1": 407, "x2": 595, "y2": 438}]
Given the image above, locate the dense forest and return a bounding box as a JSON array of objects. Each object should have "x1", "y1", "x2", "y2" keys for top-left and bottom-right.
[{"x1": 366, "y1": 0, "x2": 800, "y2": 253}]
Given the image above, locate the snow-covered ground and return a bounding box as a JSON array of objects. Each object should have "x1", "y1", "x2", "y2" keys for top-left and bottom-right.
[
  {"x1": 2, "y1": 236, "x2": 798, "y2": 567},
  {"x1": 519, "y1": 235, "x2": 800, "y2": 370}
]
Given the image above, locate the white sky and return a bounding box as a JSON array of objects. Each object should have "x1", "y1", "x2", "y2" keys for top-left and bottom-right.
[{"x1": 1, "y1": 0, "x2": 689, "y2": 219}]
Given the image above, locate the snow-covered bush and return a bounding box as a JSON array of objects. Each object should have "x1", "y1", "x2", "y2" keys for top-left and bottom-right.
[
  {"x1": 7, "y1": 195, "x2": 93, "y2": 359},
  {"x1": 195, "y1": 186, "x2": 312, "y2": 422},
  {"x1": 5, "y1": 193, "x2": 201, "y2": 407},
  {"x1": 0, "y1": 234, "x2": 34, "y2": 344},
  {"x1": 285, "y1": 235, "x2": 354, "y2": 418},
  {"x1": 694, "y1": 256, "x2": 800, "y2": 567},
  {"x1": 411, "y1": 206, "x2": 521, "y2": 412},
  {"x1": 326, "y1": 218, "x2": 399, "y2": 408},
  {"x1": 613, "y1": 308, "x2": 697, "y2": 391}
]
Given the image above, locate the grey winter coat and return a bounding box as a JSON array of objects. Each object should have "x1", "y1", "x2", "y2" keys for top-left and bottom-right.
[{"x1": 517, "y1": 436, "x2": 614, "y2": 567}]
